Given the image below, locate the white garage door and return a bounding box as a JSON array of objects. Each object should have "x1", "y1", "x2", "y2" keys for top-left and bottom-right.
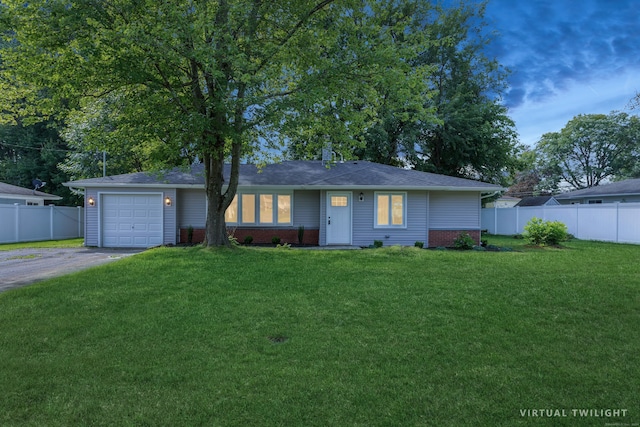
[{"x1": 102, "y1": 194, "x2": 163, "y2": 247}]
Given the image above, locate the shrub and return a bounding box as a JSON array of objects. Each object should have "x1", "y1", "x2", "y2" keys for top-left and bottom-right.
[
  {"x1": 227, "y1": 227, "x2": 239, "y2": 246},
  {"x1": 414, "y1": 241, "x2": 424, "y2": 249},
  {"x1": 271, "y1": 236, "x2": 281, "y2": 245},
  {"x1": 243, "y1": 235, "x2": 254, "y2": 245},
  {"x1": 187, "y1": 225, "x2": 194, "y2": 244},
  {"x1": 373, "y1": 240, "x2": 383, "y2": 248},
  {"x1": 297, "y1": 226, "x2": 305, "y2": 245},
  {"x1": 545, "y1": 221, "x2": 569, "y2": 245},
  {"x1": 453, "y1": 232, "x2": 475, "y2": 250},
  {"x1": 523, "y1": 217, "x2": 568, "y2": 246}
]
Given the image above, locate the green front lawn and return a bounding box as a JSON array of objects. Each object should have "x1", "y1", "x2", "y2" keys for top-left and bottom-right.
[
  {"x1": 0, "y1": 238, "x2": 84, "y2": 251},
  {"x1": 1, "y1": 239, "x2": 638, "y2": 426}
]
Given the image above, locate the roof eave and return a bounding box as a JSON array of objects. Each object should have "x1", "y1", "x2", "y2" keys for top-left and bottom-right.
[
  {"x1": 64, "y1": 182, "x2": 504, "y2": 192},
  {"x1": 556, "y1": 191, "x2": 640, "y2": 199},
  {"x1": 63, "y1": 182, "x2": 204, "y2": 189},
  {"x1": 0, "y1": 193, "x2": 62, "y2": 200}
]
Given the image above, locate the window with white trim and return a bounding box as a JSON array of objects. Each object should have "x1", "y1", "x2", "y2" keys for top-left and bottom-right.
[
  {"x1": 225, "y1": 192, "x2": 292, "y2": 225},
  {"x1": 375, "y1": 192, "x2": 406, "y2": 227}
]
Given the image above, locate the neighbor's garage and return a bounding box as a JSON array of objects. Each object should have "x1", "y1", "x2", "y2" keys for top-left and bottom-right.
[{"x1": 101, "y1": 194, "x2": 163, "y2": 247}]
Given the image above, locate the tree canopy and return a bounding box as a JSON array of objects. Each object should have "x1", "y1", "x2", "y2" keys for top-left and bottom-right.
[
  {"x1": 352, "y1": 1, "x2": 520, "y2": 185},
  {"x1": 535, "y1": 112, "x2": 640, "y2": 192},
  {"x1": 0, "y1": 119, "x2": 80, "y2": 205},
  {"x1": 1, "y1": 0, "x2": 434, "y2": 245}
]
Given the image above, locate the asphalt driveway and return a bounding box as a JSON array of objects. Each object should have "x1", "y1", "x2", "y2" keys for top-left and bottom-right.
[{"x1": 0, "y1": 247, "x2": 144, "y2": 293}]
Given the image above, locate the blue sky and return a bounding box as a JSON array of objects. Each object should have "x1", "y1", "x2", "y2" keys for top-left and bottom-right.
[{"x1": 481, "y1": 0, "x2": 640, "y2": 147}]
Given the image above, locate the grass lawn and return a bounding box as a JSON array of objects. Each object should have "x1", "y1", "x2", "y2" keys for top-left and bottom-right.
[
  {"x1": 0, "y1": 238, "x2": 84, "y2": 251},
  {"x1": 0, "y1": 237, "x2": 638, "y2": 426}
]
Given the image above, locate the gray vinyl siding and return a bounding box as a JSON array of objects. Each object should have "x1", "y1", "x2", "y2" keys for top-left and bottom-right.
[
  {"x1": 320, "y1": 190, "x2": 429, "y2": 246},
  {"x1": 429, "y1": 191, "x2": 481, "y2": 229},
  {"x1": 557, "y1": 194, "x2": 640, "y2": 204},
  {"x1": 352, "y1": 190, "x2": 428, "y2": 247},
  {"x1": 0, "y1": 198, "x2": 35, "y2": 205},
  {"x1": 163, "y1": 188, "x2": 177, "y2": 245},
  {"x1": 293, "y1": 190, "x2": 320, "y2": 228},
  {"x1": 177, "y1": 189, "x2": 206, "y2": 228},
  {"x1": 319, "y1": 191, "x2": 327, "y2": 245},
  {"x1": 85, "y1": 188, "x2": 99, "y2": 246}
]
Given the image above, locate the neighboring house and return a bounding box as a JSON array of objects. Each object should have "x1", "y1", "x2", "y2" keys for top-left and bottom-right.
[
  {"x1": 0, "y1": 182, "x2": 62, "y2": 206},
  {"x1": 514, "y1": 196, "x2": 559, "y2": 207},
  {"x1": 485, "y1": 195, "x2": 521, "y2": 208},
  {"x1": 554, "y1": 178, "x2": 640, "y2": 204},
  {"x1": 64, "y1": 160, "x2": 503, "y2": 248}
]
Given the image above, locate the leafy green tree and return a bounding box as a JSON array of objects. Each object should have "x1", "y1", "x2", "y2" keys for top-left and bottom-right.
[
  {"x1": 629, "y1": 92, "x2": 640, "y2": 110},
  {"x1": 536, "y1": 112, "x2": 640, "y2": 191},
  {"x1": 407, "y1": 1, "x2": 519, "y2": 184},
  {"x1": 59, "y1": 93, "x2": 198, "y2": 182},
  {"x1": 1, "y1": 0, "x2": 430, "y2": 246},
  {"x1": 350, "y1": 1, "x2": 519, "y2": 184},
  {"x1": 505, "y1": 149, "x2": 549, "y2": 198},
  {"x1": 285, "y1": 1, "x2": 436, "y2": 164},
  {"x1": 0, "y1": 120, "x2": 80, "y2": 205}
]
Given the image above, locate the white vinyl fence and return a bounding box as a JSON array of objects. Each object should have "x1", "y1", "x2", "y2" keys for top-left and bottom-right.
[
  {"x1": 482, "y1": 203, "x2": 640, "y2": 245},
  {"x1": 0, "y1": 205, "x2": 84, "y2": 244}
]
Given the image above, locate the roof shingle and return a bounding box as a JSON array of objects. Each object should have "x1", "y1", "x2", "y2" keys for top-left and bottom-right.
[
  {"x1": 65, "y1": 161, "x2": 503, "y2": 191},
  {"x1": 0, "y1": 182, "x2": 62, "y2": 199},
  {"x1": 555, "y1": 178, "x2": 640, "y2": 199}
]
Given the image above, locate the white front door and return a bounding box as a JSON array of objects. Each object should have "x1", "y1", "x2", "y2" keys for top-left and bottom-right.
[
  {"x1": 102, "y1": 194, "x2": 163, "y2": 248},
  {"x1": 326, "y1": 192, "x2": 352, "y2": 245}
]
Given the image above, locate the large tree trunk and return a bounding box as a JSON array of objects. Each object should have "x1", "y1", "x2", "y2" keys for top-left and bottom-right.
[
  {"x1": 203, "y1": 152, "x2": 230, "y2": 247},
  {"x1": 202, "y1": 126, "x2": 243, "y2": 247}
]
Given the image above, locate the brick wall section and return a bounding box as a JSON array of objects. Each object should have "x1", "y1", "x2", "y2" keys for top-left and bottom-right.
[
  {"x1": 428, "y1": 230, "x2": 480, "y2": 248},
  {"x1": 181, "y1": 228, "x2": 476, "y2": 247},
  {"x1": 180, "y1": 228, "x2": 206, "y2": 244},
  {"x1": 180, "y1": 228, "x2": 319, "y2": 245}
]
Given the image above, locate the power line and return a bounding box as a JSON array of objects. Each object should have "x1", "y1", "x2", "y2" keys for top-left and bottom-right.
[{"x1": 0, "y1": 141, "x2": 72, "y2": 153}]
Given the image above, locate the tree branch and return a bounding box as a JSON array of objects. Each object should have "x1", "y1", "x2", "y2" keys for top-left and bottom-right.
[{"x1": 255, "y1": 0, "x2": 336, "y2": 73}]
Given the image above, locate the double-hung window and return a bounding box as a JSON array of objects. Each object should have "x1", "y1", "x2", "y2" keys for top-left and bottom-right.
[
  {"x1": 225, "y1": 192, "x2": 292, "y2": 225},
  {"x1": 375, "y1": 192, "x2": 406, "y2": 227}
]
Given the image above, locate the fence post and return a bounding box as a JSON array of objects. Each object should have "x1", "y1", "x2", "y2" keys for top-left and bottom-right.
[
  {"x1": 616, "y1": 202, "x2": 620, "y2": 243},
  {"x1": 575, "y1": 204, "x2": 579, "y2": 239},
  {"x1": 50, "y1": 205, "x2": 54, "y2": 240},
  {"x1": 14, "y1": 204, "x2": 20, "y2": 243},
  {"x1": 77, "y1": 206, "x2": 82, "y2": 238}
]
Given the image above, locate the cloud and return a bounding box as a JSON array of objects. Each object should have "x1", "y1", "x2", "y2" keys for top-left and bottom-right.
[{"x1": 485, "y1": 0, "x2": 640, "y2": 108}]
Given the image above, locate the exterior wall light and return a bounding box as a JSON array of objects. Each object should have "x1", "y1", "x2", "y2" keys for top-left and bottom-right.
[
  {"x1": 165, "y1": 196, "x2": 172, "y2": 206},
  {"x1": 359, "y1": 192, "x2": 364, "y2": 202},
  {"x1": 88, "y1": 197, "x2": 95, "y2": 207}
]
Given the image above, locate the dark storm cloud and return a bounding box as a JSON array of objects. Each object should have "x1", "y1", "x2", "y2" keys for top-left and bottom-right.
[{"x1": 484, "y1": 0, "x2": 640, "y2": 108}]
